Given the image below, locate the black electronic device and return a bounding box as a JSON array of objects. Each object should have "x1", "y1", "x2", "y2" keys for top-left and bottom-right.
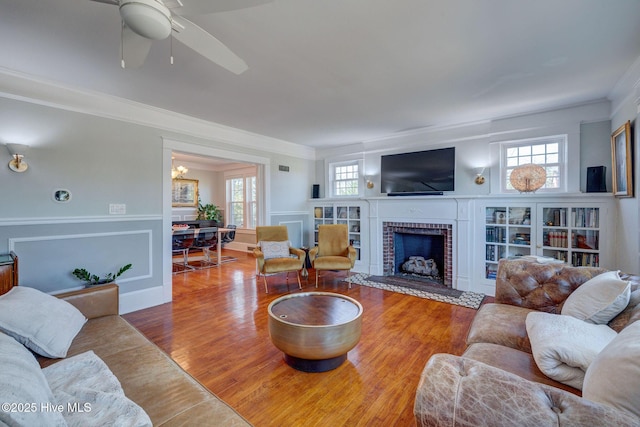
[
  {"x1": 387, "y1": 191, "x2": 444, "y2": 196},
  {"x1": 312, "y1": 184, "x2": 320, "y2": 199},
  {"x1": 586, "y1": 166, "x2": 606, "y2": 193},
  {"x1": 381, "y1": 147, "x2": 455, "y2": 195}
]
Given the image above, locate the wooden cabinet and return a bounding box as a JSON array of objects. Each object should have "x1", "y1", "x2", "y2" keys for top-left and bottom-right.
[{"x1": 0, "y1": 252, "x2": 18, "y2": 295}]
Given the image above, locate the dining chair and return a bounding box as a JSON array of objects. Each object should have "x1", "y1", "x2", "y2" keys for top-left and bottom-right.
[
  {"x1": 221, "y1": 225, "x2": 237, "y2": 247},
  {"x1": 309, "y1": 224, "x2": 357, "y2": 288},
  {"x1": 190, "y1": 227, "x2": 218, "y2": 266},
  {"x1": 172, "y1": 229, "x2": 196, "y2": 272}
]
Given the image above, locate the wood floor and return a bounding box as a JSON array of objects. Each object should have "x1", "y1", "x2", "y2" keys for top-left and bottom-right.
[{"x1": 123, "y1": 250, "x2": 485, "y2": 426}]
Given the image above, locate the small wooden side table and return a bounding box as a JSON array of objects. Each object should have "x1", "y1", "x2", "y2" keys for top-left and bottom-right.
[{"x1": 0, "y1": 252, "x2": 18, "y2": 295}]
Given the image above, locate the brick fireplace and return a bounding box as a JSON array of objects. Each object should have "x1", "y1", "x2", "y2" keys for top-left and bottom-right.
[{"x1": 382, "y1": 221, "x2": 453, "y2": 287}]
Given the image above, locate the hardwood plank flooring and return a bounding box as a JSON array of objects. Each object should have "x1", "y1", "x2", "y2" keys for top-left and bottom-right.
[{"x1": 123, "y1": 250, "x2": 486, "y2": 426}]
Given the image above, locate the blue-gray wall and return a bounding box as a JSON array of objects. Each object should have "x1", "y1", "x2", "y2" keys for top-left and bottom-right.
[{"x1": 0, "y1": 96, "x2": 314, "y2": 302}]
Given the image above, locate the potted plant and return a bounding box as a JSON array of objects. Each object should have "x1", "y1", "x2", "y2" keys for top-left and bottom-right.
[
  {"x1": 72, "y1": 263, "x2": 132, "y2": 287},
  {"x1": 196, "y1": 198, "x2": 222, "y2": 226}
]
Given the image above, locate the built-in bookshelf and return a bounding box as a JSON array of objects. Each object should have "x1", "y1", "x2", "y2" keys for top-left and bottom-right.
[
  {"x1": 540, "y1": 207, "x2": 600, "y2": 267},
  {"x1": 484, "y1": 206, "x2": 532, "y2": 279},
  {"x1": 483, "y1": 204, "x2": 603, "y2": 280},
  {"x1": 313, "y1": 204, "x2": 361, "y2": 261}
]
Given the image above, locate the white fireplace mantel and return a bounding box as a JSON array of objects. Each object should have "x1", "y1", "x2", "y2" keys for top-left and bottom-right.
[
  {"x1": 311, "y1": 193, "x2": 614, "y2": 296},
  {"x1": 365, "y1": 197, "x2": 473, "y2": 292}
]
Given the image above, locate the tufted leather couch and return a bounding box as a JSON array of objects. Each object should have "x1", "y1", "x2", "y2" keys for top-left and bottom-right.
[
  {"x1": 38, "y1": 284, "x2": 252, "y2": 426},
  {"x1": 414, "y1": 259, "x2": 640, "y2": 427}
]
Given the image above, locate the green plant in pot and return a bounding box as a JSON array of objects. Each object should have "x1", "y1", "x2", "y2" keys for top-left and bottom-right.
[
  {"x1": 72, "y1": 264, "x2": 132, "y2": 286},
  {"x1": 196, "y1": 198, "x2": 222, "y2": 222}
]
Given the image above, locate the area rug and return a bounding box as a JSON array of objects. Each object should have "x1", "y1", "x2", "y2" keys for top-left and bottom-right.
[{"x1": 348, "y1": 273, "x2": 485, "y2": 309}]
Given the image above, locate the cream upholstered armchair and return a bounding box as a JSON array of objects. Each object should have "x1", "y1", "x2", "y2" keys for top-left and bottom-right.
[
  {"x1": 253, "y1": 225, "x2": 306, "y2": 293},
  {"x1": 309, "y1": 224, "x2": 357, "y2": 288}
]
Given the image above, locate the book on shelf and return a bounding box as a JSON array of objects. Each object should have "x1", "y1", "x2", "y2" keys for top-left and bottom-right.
[
  {"x1": 572, "y1": 208, "x2": 599, "y2": 228},
  {"x1": 486, "y1": 268, "x2": 497, "y2": 279},
  {"x1": 555, "y1": 251, "x2": 567, "y2": 262},
  {"x1": 486, "y1": 227, "x2": 506, "y2": 243},
  {"x1": 545, "y1": 230, "x2": 568, "y2": 248},
  {"x1": 511, "y1": 232, "x2": 530, "y2": 245},
  {"x1": 571, "y1": 252, "x2": 599, "y2": 267},
  {"x1": 485, "y1": 245, "x2": 496, "y2": 262}
]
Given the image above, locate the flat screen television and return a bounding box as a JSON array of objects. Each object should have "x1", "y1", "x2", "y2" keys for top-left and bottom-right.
[{"x1": 381, "y1": 147, "x2": 455, "y2": 195}]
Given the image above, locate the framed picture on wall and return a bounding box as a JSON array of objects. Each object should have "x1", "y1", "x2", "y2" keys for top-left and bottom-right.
[
  {"x1": 611, "y1": 120, "x2": 633, "y2": 198},
  {"x1": 172, "y1": 179, "x2": 199, "y2": 207}
]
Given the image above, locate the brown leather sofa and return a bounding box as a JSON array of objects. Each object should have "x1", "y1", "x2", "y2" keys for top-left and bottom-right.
[
  {"x1": 414, "y1": 259, "x2": 640, "y2": 426},
  {"x1": 38, "y1": 284, "x2": 251, "y2": 426}
]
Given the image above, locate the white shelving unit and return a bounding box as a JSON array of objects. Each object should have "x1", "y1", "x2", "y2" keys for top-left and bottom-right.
[
  {"x1": 482, "y1": 203, "x2": 606, "y2": 282},
  {"x1": 540, "y1": 206, "x2": 600, "y2": 267},
  {"x1": 313, "y1": 204, "x2": 362, "y2": 261},
  {"x1": 484, "y1": 205, "x2": 533, "y2": 279}
]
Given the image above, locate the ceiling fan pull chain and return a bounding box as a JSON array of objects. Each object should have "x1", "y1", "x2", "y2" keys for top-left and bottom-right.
[
  {"x1": 121, "y1": 21, "x2": 126, "y2": 68},
  {"x1": 170, "y1": 34, "x2": 174, "y2": 65}
]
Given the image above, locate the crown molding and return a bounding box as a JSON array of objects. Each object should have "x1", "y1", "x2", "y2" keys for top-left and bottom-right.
[
  {"x1": 0, "y1": 67, "x2": 315, "y2": 161},
  {"x1": 609, "y1": 54, "x2": 640, "y2": 116}
]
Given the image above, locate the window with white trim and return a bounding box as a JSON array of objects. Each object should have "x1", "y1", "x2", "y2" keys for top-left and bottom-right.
[
  {"x1": 329, "y1": 161, "x2": 361, "y2": 197},
  {"x1": 226, "y1": 174, "x2": 256, "y2": 229},
  {"x1": 501, "y1": 135, "x2": 566, "y2": 192}
]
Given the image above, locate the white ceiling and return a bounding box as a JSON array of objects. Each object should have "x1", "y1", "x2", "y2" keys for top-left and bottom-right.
[{"x1": 2, "y1": 0, "x2": 640, "y2": 149}]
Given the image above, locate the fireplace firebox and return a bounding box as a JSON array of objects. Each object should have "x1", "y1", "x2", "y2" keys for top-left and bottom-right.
[{"x1": 382, "y1": 222, "x2": 453, "y2": 287}]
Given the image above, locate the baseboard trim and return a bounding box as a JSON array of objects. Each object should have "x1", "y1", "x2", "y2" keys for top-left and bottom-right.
[
  {"x1": 119, "y1": 285, "x2": 168, "y2": 314},
  {"x1": 224, "y1": 242, "x2": 251, "y2": 252}
]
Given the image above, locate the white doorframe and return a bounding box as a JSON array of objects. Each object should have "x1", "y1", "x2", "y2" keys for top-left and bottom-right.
[{"x1": 161, "y1": 138, "x2": 271, "y2": 301}]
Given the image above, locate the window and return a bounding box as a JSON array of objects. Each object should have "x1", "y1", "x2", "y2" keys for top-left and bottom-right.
[
  {"x1": 330, "y1": 161, "x2": 360, "y2": 197},
  {"x1": 226, "y1": 174, "x2": 256, "y2": 229},
  {"x1": 501, "y1": 135, "x2": 566, "y2": 192}
]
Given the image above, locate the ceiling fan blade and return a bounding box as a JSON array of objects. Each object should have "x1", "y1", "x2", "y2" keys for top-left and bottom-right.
[
  {"x1": 168, "y1": 0, "x2": 272, "y2": 17},
  {"x1": 120, "y1": 24, "x2": 153, "y2": 68},
  {"x1": 171, "y1": 16, "x2": 248, "y2": 74},
  {"x1": 88, "y1": 0, "x2": 119, "y2": 5}
]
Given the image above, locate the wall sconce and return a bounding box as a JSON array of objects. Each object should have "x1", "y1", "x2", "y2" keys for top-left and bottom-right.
[
  {"x1": 365, "y1": 176, "x2": 374, "y2": 189},
  {"x1": 510, "y1": 164, "x2": 546, "y2": 193},
  {"x1": 171, "y1": 157, "x2": 188, "y2": 179},
  {"x1": 5, "y1": 144, "x2": 29, "y2": 173},
  {"x1": 473, "y1": 167, "x2": 485, "y2": 185}
]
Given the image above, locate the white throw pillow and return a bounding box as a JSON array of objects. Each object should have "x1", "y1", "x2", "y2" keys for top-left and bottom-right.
[
  {"x1": 43, "y1": 351, "x2": 152, "y2": 427},
  {"x1": 0, "y1": 286, "x2": 87, "y2": 358},
  {"x1": 526, "y1": 311, "x2": 617, "y2": 390},
  {"x1": 259, "y1": 240, "x2": 291, "y2": 260},
  {"x1": 583, "y1": 320, "x2": 640, "y2": 418},
  {"x1": 0, "y1": 332, "x2": 67, "y2": 427},
  {"x1": 561, "y1": 271, "x2": 631, "y2": 324}
]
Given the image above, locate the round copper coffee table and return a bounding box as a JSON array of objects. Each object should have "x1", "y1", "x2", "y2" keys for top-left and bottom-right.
[{"x1": 268, "y1": 292, "x2": 363, "y2": 372}]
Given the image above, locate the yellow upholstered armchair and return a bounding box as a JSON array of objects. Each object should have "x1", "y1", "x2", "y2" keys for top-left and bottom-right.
[
  {"x1": 309, "y1": 224, "x2": 357, "y2": 288},
  {"x1": 253, "y1": 225, "x2": 306, "y2": 293}
]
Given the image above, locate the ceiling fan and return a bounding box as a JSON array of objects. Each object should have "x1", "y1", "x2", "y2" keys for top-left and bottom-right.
[{"x1": 89, "y1": 0, "x2": 270, "y2": 73}]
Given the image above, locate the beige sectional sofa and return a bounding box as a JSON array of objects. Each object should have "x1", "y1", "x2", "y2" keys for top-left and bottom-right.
[
  {"x1": 414, "y1": 259, "x2": 640, "y2": 427},
  {"x1": 0, "y1": 283, "x2": 251, "y2": 426}
]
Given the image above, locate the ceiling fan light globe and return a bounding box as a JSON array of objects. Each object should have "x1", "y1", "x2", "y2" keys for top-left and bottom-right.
[{"x1": 120, "y1": 0, "x2": 172, "y2": 40}]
